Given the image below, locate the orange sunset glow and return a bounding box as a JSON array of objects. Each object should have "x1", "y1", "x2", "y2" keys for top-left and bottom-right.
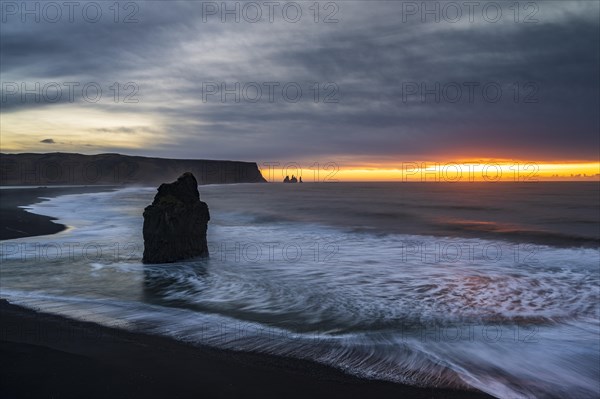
[{"x1": 263, "y1": 161, "x2": 600, "y2": 182}]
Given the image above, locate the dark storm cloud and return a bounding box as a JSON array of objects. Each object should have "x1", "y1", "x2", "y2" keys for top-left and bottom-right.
[
  {"x1": 40, "y1": 138, "x2": 55, "y2": 144},
  {"x1": 1, "y1": 1, "x2": 598, "y2": 162}
]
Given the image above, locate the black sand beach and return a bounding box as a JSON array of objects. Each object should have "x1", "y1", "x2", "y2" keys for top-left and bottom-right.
[
  {"x1": 0, "y1": 300, "x2": 491, "y2": 399},
  {"x1": 0, "y1": 188, "x2": 492, "y2": 398},
  {"x1": 0, "y1": 186, "x2": 118, "y2": 240}
]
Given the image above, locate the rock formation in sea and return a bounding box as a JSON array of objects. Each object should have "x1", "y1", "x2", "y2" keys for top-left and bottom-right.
[
  {"x1": 142, "y1": 172, "x2": 210, "y2": 264},
  {"x1": 283, "y1": 175, "x2": 299, "y2": 183}
]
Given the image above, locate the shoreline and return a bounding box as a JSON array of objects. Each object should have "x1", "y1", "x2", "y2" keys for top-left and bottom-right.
[
  {"x1": 0, "y1": 299, "x2": 492, "y2": 399},
  {"x1": 0, "y1": 186, "x2": 119, "y2": 240}
]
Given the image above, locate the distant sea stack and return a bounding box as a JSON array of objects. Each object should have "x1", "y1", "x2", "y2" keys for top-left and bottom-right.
[
  {"x1": 142, "y1": 172, "x2": 210, "y2": 264},
  {"x1": 0, "y1": 152, "x2": 266, "y2": 186},
  {"x1": 283, "y1": 175, "x2": 301, "y2": 183}
]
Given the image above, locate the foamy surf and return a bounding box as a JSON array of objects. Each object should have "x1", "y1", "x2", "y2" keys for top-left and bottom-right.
[{"x1": 1, "y1": 186, "x2": 598, "y2": 398}]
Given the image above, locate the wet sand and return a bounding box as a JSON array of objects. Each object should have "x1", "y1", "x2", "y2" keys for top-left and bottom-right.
[{"x1": 0, "y1": 300, "x2": 492, "y2": 399}]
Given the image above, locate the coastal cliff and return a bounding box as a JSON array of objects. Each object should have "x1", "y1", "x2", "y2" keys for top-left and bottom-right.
[{"x1": 0, "y1": 153, "x2": 266, "y2": 186}]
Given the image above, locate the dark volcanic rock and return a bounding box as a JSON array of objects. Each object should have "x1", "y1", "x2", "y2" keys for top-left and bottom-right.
[{"x1": 142, "y1": 172, "x2": 210, "y2": 264}]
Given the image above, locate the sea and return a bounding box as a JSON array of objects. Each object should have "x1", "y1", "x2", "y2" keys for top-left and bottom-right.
[{"x1": 1, "y1": 182, "x2": 599, "y2": 398}]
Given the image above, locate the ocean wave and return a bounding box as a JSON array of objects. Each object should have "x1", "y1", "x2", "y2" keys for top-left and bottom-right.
[{"x1": 436, "y1": 218, "x2": 600, "y2": 248}]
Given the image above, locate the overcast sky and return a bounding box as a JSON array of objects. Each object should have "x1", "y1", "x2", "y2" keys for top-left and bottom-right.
[{"x1": 1, "y1": 1, "x2": 599, "y2": 165}]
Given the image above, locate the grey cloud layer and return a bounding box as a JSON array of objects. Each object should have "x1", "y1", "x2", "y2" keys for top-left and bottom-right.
[{"x1": 1, "y1": 1, "x2": 598, "y2": 162}]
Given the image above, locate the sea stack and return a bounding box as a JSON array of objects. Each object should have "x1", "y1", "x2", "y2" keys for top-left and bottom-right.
[{"x1": 142, "y1": 172, "x2": 210, "y2": 264}]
